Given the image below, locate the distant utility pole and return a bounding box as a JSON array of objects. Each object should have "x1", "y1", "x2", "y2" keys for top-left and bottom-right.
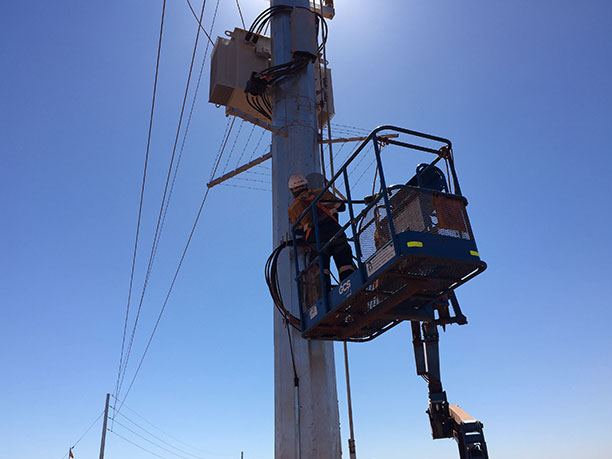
[
  {"x1": 270, "y1": 1, "x2": 340, "y2": 458},
  {"x1": 99, "y1": 393, "x2": 110, "y2": 459}
]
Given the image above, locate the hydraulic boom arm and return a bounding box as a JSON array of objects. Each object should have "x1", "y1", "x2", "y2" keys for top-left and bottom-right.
[{"x1": 411, "y1": 293, "x2": 489, "y2": 458}]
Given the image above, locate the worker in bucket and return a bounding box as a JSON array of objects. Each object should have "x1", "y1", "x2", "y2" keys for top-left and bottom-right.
[{"x1": 288, "y1": 173, "x2": 356, "y2": 286}]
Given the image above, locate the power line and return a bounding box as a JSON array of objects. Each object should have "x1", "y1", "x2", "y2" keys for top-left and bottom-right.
[
  {"x1": 114, "y1": 0, "x2": 168, "y2": 413},
  {"x1": 61, "y1": 410, "x2": 104, "y2": 459},
  {"x1": 234, "y1": 123, "x2": 256, "y2": 169},
  {"x1": 111, "y1": 418, "x2": 198, "y2": 459},
  {"x1": 244, "y1": 170, "x2": 271, "y2": 177},
  {"x1": 247, "y1": 129, "x2": 267, "y2": 162},
  {"x1": 220, "y1": 183, "x2": 271, "y2": 192},
  {"x1": 109, "y1": 429, "x2": 171, "y2": 459},
  {"x1": 233, "y1": 176, "x2": 270, "y2": 184},
  {"x1": 111, "y1": 396, "x2": 230, "y2": 457},
  {"x1": 185, "y1": 0, "x2": 215, "y2": 46},
  {"x1": 155, "y1": 0, "x2": 221, "y2": 264},
  {"x1": 117, "y1": 0, "x2": 209, "y2": 400},
  {"x1": 116, "y1": 118, "x2": 229, "y2": 413},
  {"x1": 114, "y1": 412, "x2": 208, "y2": 459},
  {"x1": 221, "y1": 119, "x2": 244, "y2": 174},
  {"x1": 352, "y1": 157, "x2": 377, "y2": 187},
  {"x1": 212, "y1": 117, "x2": 233, "y2": 172},
  {"x1": 235, "y1": 0, "x2": 246, "y2": 28}
]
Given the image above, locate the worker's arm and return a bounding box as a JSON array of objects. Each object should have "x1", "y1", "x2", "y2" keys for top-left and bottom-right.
[{"x1": 321, "y1": 190, "x2": 345, "y2": 213}]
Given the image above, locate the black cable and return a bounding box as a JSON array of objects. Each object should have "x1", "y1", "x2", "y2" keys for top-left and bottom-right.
[
  {"x1": 155, "y1": 0, "x2": 221, "y2": 268},
  {"x1": 117, "y1": 0, "x2": 209, "y2": 399},
  {"x1": 247, "y1": 129, "x2": 267, "y2": 162},
  {"x1": 235, "y1": 123, "x2": 256, "y2": 168},
  {"x1": 246, "y1": 6, "x2": 291, "y2": 40},
  {"x1": 220, "y1": 183, "x2": 271, "y2": 192},
  {"x1": 116, "y1": 130, "x2": 227, "y2": 413},
  {"x1": 185, "y1": 0, "x2": 215, "y2": 46},
  {"x1": 114, "y1": 0, "x2": 167, "y2": 413},
  {"x1": 286, "y1": 318, "x2": 299, "y2": 388},
  {"x1": 109, "y1": 429, "x2": 170, "y2": 459},
  {"x1": 111, "y1": 418, "x2": 195, "y2": 459},
  {"x1": 246, "y1": 92, "x2": 271, "y2": 120},
  {"x1": 118, "y1": 186, "x2": 214, "y2": 412},
  {"x1": 114, "y1": 412, "x2": 207, "y2": 459},
  {"x1": 265, "y1": 242, "x2": 301, "y2": 330},
  {"x1": 235, "y1": 0, "x2": 246, "y2": 29},
  {"x1": 61, "y1": 410, "x2": 104, "y2": 459},
  {"x1": 222, "y1": 119, "x2": 244, "y2": 174},
  {"x1": 111, "y1": 395, "x2": 213, "y2": 455},
  {"x1": 244, "y1": 6, "x2": 327, "y2": 107}
]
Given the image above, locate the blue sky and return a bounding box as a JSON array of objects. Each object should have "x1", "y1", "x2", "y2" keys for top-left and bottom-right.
[{"x1": 1, "y1": 1, "x2": 611, "y2": 458}]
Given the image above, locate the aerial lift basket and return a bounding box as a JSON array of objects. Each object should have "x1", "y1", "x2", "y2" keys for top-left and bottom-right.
[{"x1": 291, "y1": 126, "x2": 486, "y2": 341}]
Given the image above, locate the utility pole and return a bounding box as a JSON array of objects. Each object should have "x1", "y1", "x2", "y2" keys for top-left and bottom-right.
[
  {"x1": 344, "y1": 342, "x2": 357, "y2": 459},
  {"x1": 99, "y1": 393, "x2": 110, "y2": 459},
  {"x1": 270, "y1": 1, "x2": 340, "y2": 458}
]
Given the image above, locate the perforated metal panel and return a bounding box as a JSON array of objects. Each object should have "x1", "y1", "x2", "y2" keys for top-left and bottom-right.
[{"x1": 358, "y1": 186, "x2": 473, "y2": 264}]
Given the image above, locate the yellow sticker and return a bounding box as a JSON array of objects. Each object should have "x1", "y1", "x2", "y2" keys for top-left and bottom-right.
[
  {"x1": 470, "y1": 250, "x2": 480, "y2": 257},
  {"x1": 407, "y1": 241, "x2": 423, "y2": 248}
]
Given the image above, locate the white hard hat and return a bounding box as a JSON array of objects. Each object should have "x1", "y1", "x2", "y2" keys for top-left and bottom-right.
[{"x1": 288, "y1": 174, "x2": 308, "y2": 190}]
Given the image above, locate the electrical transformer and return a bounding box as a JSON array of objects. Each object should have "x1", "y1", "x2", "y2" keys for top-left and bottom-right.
[
  {"x1": 209, "y1": 28, "x2": 271, "y2": 120},
  {"x1": 209, "y1": 27, "x2": 334, "y2": 128}
]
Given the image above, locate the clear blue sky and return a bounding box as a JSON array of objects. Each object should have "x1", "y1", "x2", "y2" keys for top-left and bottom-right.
[{"x1": 1, "y1": 1, "x2": 611, "y2": 458}]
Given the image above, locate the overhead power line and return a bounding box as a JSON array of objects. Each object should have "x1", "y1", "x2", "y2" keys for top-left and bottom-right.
[
  {"x1": 114, "y1": 0, "x2": 168, "y2": 412},
  {"x1": 109, "y1": 429, "x2": 171, "y2": 459},
  {"x1": 116, "y1": 116, "x2": 230, "y2": 413},
  {"x1": 156, "y1": 0, "x2": 222, "y2": 263},
  {"x1": 111, "y1": 395, "x2": 233, "y2": 458},
  {"x1": 111, "y1": 418, "x2": 197, "y2": 459},
  {"x1": 222, "y1": 119, "x2": 245, "y2": 174},
  {"x1": 234, "y1": 123, "x2": 256, "y2": 168},
  {"x1": 235, "y1": 0, "x2": 246, "y2": 29},
  {"x1": 114, "y1": 411, "x2": 208, "y2": 459},
  {"x1": 247, "y1": 129, "x2": 267, "y2": 162},
  {"x1": 117, "y1": 0, "x2": 209, "y2": 400},
  {"x1": 61, "y1": 410, "x2": 104, "y2": 459},
  {"x1": 185, "y1": 0, "x2": 215, "y2": 45}
]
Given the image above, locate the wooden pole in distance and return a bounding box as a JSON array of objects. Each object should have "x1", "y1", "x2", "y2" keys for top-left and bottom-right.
[{"x1": 99, "y1": 393, "x2": 110, "y2": 459}]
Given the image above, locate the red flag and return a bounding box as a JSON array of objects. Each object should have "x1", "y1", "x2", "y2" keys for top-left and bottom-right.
[{"x1": 69, "y1": 448, "x2": 74, "y2": 459}]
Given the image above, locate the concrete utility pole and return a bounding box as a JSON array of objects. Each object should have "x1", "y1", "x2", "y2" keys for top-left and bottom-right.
[
  {"x1": 270, "y1": 1, "x2": 340, "y2": 458},
  {"x1": 99, "y1": 393, "x2": 110, "y2": 459}
]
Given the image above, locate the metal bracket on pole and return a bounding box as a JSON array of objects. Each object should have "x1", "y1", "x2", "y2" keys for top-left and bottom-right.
[
  {"x1": 226, "y1": 107, "x2": 287, "y2": 138},
  {"x1": 318, "y1": 133, "x2": 398, "y2": 144},
  {"x1": 207, "y1": 151, "x2": 272, "y2": 188}
]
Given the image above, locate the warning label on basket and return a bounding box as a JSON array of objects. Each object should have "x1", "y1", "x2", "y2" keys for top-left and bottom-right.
[{"x1": 365, "y1": 243, "x2": 395, "y2": 277}]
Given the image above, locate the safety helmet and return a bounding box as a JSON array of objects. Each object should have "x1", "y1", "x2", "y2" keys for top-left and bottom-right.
[{"x1": 288, "y1": 174, "x2": 308, "y2": 191}]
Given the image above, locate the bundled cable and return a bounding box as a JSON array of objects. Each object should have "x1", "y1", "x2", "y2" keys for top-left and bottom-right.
[
  {"x1": 265, "y1": 241, "x2": 302, "y2": 330},
  {"x1": 245, "y1": 5, "x2": 292, "y2": 41},
  {"x1": 244, "y1": 6, "x2": 329, "y2": 120}
]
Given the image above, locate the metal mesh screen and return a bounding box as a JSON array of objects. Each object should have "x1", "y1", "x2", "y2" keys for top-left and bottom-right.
[{"x1": 358, "y1": 186, "x2": 474, "y2": 263}]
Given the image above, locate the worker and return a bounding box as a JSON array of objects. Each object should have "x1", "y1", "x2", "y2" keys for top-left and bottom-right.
[
  {"x1": 288, "y1": 174, "x2": 356, "y2": 286},
  {"x1": 406, "y1": 163, "x2": 448, "y2": 192}
]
